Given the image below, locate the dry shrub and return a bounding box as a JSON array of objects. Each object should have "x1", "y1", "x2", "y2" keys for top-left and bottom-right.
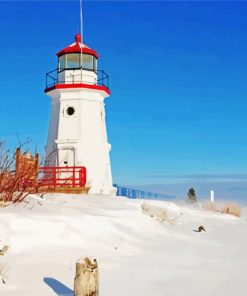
[
  {"x1": 141, "y1": 202, "x2": 181, "y2": 224},
  {"x1": 202, "y1": 201, "x2": 217, "y2": 212},
  {"x1": 222, "y1": 202, "x2": 241, "y2": 217},
  {"x1": 0, "y1": 140, "x2": 36, "y2": 205},
  {"x1": 202, "y1": 201, "x2": 241, "y2": 217}
]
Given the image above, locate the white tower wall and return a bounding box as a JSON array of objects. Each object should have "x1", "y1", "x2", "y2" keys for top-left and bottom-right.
[{"x1": 45, "y1": 86, "x2": 114, "y2": 195}]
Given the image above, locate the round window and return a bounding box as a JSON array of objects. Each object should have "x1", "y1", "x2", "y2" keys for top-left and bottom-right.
[{"x1": 66, "y1": 107, "x2": 75, "y2": 116}]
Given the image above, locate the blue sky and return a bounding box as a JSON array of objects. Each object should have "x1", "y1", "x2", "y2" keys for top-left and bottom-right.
[{"x1": 0, "y1": 1, "x2": 247, "y2": 191}]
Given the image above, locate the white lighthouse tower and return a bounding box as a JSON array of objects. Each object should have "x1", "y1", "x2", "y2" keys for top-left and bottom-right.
[{"x1": 45, "y1": 34, "x2": 115, "y2": 195}]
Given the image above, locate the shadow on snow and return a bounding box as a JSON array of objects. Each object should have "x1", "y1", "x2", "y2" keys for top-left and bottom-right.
[{"x1": 44, "y1": 277, "x2": 73, "y2": 296}]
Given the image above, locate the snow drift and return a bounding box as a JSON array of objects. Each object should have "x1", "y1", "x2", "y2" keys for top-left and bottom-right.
[{"x1": 0, "y1": 194, "x2": 246, "y2": 296}]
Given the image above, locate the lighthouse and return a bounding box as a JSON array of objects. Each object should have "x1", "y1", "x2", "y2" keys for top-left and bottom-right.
[{"x1": 45, "y1": 34, "x2": 115, "y2": 195}]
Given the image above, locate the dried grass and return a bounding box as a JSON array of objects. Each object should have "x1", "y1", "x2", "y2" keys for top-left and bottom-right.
[
  {"x1": 202, "y1": 201, "x2": 241, "y2": 217},
  {"x1": 141, "y1": 202, "x2": 181, "y2": 224},
  {"x1": 202, "y1": 201, "x2": 217, "y2": 212},
  {"x1": 222, "y1": 202, "x2": 241, "y2": 217}
]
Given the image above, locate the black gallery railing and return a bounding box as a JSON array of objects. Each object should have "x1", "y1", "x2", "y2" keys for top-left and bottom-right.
[{"x1": 45, "y1": 68, "x2": 109, "y2": 89}]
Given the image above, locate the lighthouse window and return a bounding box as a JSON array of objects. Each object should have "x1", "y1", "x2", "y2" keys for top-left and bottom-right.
[
  {"x1": 67, "y1": 54, "x2": 80, "y2": 69},
  {"x1": 94, "y1": 58, "x2": 98, "y2": 71},
  {"x1": 82, "y1": 54, "x2": 94, "y2": 70},
  {"x1": 66, "y1": 107, "x2": 75, "y2": 116},
  {"x1": 58, "y1": 53, "x2": 97, "y2": 72},
  {"x1": 59, "y1": 55, "x2": 65, "y2": 69},
  {"x1": 67, "y1": 53, "x2": 80, "y2": 69}
]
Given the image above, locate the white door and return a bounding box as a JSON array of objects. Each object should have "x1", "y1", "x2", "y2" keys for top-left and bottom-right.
[{"x1": 58, "y1": 148, "x2": 75, "y2": 166}]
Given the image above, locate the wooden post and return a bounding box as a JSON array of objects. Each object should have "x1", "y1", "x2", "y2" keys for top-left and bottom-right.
[
  {"x1": 74, "y1": 257, "x2": 99, "y2": 296},
  {"x1": 210, "y1": 190, "x2": 215, "y2": 202}
]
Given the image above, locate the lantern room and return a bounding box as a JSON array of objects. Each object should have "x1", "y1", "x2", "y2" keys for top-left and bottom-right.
[{"x1": 45, "y1": 34, "x2": 109, "y2": 91}]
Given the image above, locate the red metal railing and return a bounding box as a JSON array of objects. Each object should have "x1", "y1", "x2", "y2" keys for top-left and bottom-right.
[
  {"x1": 38, "y1": 166, "x2": 86, "y2": 188},
  {"x1": 19, "y1": 166, "x2": 86, "y2": 190}
]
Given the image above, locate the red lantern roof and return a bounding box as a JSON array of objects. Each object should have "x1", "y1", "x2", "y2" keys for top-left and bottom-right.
[{"x1": 56, "y1": 34, "x2": 99, "y2": 59}]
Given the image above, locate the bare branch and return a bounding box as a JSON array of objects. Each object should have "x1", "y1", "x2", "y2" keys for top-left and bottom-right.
[{"x1": 0, "y1": 139, "x2": 35, "y2": 205}]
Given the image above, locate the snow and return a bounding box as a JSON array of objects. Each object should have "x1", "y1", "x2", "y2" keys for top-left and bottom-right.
[{"x1": 0, "y1": 194, "x2": 246, "y2": 296}]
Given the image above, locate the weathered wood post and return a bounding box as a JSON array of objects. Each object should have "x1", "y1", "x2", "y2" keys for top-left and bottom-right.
[
  {"x1": 210, "y1": 190, "x2": 215, "y2": 202},
  {"x1": 74, "y1": 257, "x2": 99, "y2": 296}
]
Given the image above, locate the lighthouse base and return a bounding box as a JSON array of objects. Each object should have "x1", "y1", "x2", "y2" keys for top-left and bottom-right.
[{"x1": 88, "y1": 186, "x2": 117, "y2": 196}]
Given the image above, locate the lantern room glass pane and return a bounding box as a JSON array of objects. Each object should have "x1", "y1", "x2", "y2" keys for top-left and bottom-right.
[
  {"x1": 59, "y1": 55, "x2": 65, "y2": 70},
  {"x1": 67, "y1": 53, "x2": 80, "y2": 69},
  {"x1": 58, "y1": 53, "x2": 97, "y2": 72},
  {"x1": 94, "y1": 57, "x2": 98, "y2": 72},
  {"x1": 82, "y1": 54, "x2": 94, "y2": 70}
]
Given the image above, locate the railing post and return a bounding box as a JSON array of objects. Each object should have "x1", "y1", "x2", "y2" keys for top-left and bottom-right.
[
  {"x1": 72, "y1": 167, "x2": 75, "y2": 187},
  {"x1": 84, "y1": 167, "x2": 86, "y2": 187},
  {"x1": 53, "y1": 166, "x2": 56, "y2": 190},
  {"x1": 79, "y1": 169, "x2": 82, "y2": 187}
]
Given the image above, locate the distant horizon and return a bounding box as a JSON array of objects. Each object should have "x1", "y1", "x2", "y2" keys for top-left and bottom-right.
[{"x1": 126, "y1": 179, "x2": 247, "y2": 203}]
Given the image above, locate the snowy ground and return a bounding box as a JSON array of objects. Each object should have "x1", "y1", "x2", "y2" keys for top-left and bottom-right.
[{"x1": 0, "y1": 194, "x2": 246, "y2": 296}]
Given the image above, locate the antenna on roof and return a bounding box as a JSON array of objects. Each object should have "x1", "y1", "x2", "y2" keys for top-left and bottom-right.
[
  {"x1": 80, "y1": 0, "x2": 83, "y2": 82},
  {"x1": 80, "y1": 0, "x2": 83, "y2": 45}
]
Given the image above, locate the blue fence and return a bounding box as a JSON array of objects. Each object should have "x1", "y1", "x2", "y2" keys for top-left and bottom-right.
[{"x1": 113, "y1": 184, "x2": 174, "y2": 200}]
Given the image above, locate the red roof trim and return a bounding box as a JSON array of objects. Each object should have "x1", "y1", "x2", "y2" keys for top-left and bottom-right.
[
  {"x1": 57, "y1": 47, "x2": 99, "y2": 59},
  {"x1": 56, "y1": 34, "x2": 99, "y2": 58},
  {"x1": 45, "y1": 83, "x2": 110, "y2": 95}
]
